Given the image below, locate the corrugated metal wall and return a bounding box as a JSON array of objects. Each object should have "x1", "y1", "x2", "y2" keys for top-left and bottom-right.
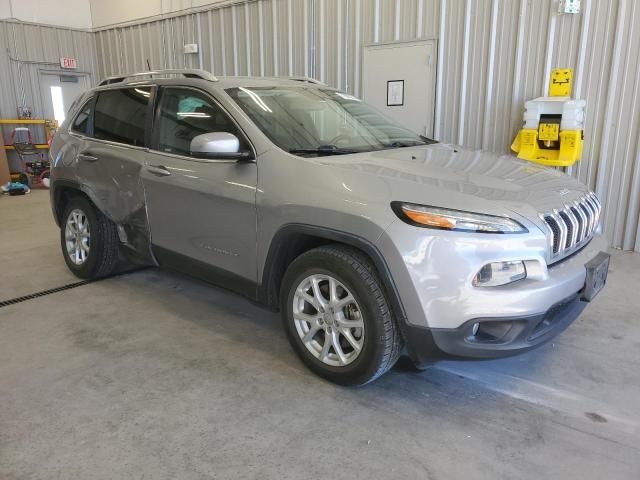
[
  {"x1": 54, "y1": 1, "x2": 640, "y2": 251},
  {"x1": 0, "y1": 20, "x2": 97, "y2": 169},
  {"x1": 0, "y1": 20, "x2": 98, "y2": 119}
]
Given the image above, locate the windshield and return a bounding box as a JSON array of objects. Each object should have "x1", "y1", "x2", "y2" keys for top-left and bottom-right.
[{"x1": 226, "y1": 86, "x2": 434, "y2": 156}]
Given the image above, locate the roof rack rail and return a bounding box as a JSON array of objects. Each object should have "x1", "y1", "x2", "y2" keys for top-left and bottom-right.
[
  {"x1": 288, "y1": 76, "x2": 325, "y2": 85},
  {"x1": 98, "y1": 69, "x2": 218, "y2": 86}
]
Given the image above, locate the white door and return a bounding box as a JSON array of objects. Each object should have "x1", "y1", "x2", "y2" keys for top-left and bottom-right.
[
  {"x1": 39, "y1": 73, "x2": 89, "y2": 125},
  {"x1": 362, "y1": 40, "x2": 437, "y2": 138}
]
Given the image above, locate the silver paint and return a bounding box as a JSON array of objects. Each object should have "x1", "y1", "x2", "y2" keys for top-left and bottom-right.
[{"x1": 50, "y1": 75, "x2": 608, "y2": 337}]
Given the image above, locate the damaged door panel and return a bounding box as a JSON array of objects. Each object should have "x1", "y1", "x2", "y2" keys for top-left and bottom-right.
[{"x1": 75, "y1": 142, "x2": 155, "y2": 265}]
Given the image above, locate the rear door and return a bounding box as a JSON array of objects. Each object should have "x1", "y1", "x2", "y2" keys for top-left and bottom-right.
[
  {"x1": 140, "y1": 86, "x2": 258, "y2": 291},
  {"x1": 75, "y1": 86, "x2": 153, "y2": 250}
]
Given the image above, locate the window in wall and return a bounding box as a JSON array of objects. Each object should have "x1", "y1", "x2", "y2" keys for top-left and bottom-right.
[
  {"x1": 50, "y1": 86, "x2": 66, "y2": 125},
  {"x1": 155, "y1": 87, "x2": 246, "y2": 156},
  {"x1": 94, "y1": 87, "x2": 151, "y2": 146}
]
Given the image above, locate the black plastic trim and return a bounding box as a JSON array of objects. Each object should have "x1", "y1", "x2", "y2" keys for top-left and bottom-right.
[
  {"x1": 411, "y1": 292, "x2": 588, "y2": 361},
  {"x1": 153, "y1": 245, "x2": 257, "y2": 299}
]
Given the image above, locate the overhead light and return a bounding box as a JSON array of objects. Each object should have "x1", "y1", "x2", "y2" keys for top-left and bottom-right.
[
  {"x1": 239, "y1": 87, "x2": 272, "y2": 112},
  {"x1": 177, "y1": 112, "x2": 211, "y2": 118}
]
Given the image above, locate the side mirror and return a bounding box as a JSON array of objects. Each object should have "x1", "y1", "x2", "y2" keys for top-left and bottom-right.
[{"x1": 190, "y1": 132, "x2": 253, "y2": 161}]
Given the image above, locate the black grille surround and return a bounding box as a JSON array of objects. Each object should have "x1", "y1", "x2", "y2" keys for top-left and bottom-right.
[{"x1": 540, "y1": 192, "x2": 601, "y2": 261}]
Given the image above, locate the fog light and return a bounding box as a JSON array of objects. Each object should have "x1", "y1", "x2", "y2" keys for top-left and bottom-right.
[{"x1": 473, "y1": 261, "x2": 526, "y2": 287}]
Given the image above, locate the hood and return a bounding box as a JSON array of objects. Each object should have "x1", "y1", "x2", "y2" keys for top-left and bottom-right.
[{"x1": 317, "y1": 143, "x2": 590, "y2": 223}]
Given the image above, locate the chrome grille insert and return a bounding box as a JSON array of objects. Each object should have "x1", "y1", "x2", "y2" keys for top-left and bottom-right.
[{"x1": 539, "y1": 192, "x2": 601, "y2": 260}]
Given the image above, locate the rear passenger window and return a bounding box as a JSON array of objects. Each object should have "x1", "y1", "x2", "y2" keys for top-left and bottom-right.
[
  {"x1": 71, "y1": 100, "x2": 92, "y2": 135},
  {"x1": 155, "y1": 87, "x2": 247, "y2": 156},
  {"x1": 94, "y1": 87, "x2": 151, "y2": 146}
]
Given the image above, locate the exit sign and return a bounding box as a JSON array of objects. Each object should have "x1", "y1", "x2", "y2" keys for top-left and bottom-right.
[{"x1": 60, "y1": 57, "x2": 77, "y2": 69}]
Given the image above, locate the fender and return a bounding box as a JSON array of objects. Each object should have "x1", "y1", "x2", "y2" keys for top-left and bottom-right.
[
  {"x1": 259, "y1": 224, "x2": 405, "y2": 315},
  {"x1": 258, "y1": 223, "x2": 439, "y2": 363}
]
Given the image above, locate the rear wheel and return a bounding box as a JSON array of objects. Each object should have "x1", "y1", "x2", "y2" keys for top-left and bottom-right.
[
  {"x1": 60, "y1": 196, "x2": 119, "y2": 279},
  {"x1": 281, "y1": 245, "x2": 402, "y2": 386}
]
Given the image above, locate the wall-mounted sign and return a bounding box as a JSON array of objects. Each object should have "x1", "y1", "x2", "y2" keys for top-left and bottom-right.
[
  {"x1": 387, "y1": 80, "x2": 404, "y2": 106},
  {"x1": 184, "y1": 44, "x2": 199, "y2": 54},
  {"x1": 60, "y1": 57, "x2": 77, "y2": 69}
]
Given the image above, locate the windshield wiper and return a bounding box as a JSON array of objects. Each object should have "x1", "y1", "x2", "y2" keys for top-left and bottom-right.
[
  {"x1": 382, "y1": 141, "x2": 414, "y2": 149},
  {"x1": 382, "y1": 137, "x2": 439, "y2": 149},
  {"x1": 289, "y1": 145, "x2": 359, "y2": 156}
]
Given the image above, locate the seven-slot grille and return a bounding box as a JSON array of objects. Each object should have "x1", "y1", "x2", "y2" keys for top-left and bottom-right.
[{"x1": 540, "y1": 192, "x2": 601, "y2": 259}]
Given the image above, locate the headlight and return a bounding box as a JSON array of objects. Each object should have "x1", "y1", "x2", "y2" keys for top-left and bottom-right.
[
  {"x1": 391, "y1": 202, "x2": 527, "y2": 234},
  {"x1": 473, "y1": 261, "x2": 527, "y2": 287}
]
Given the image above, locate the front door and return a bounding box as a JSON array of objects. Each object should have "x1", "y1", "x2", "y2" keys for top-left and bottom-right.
[
  {"x1": 362, "y1": 40, "x2": 437, "y2": 137},
  {"x1": 140, "y1": 86, "x2": 258, "y2": 291}
]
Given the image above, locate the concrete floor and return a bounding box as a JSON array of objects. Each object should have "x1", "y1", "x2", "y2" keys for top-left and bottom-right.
[{"x1": 1, "y1": 189, "x2": 639, "y2": 480}]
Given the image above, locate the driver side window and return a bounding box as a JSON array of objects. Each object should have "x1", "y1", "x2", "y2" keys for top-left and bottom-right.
[{"x1": 155, "y1": 88, "x2": 246, "y2": 156}]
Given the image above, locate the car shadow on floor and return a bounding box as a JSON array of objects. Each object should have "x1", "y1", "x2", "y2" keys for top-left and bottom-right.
[{"x1": 106, "y1": 266, "x2": 549, "y2": 396}]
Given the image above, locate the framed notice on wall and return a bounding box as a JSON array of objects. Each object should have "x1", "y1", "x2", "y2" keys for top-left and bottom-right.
[{"x1": 386, "y1": 80, "x2": 404, "y2": 106}]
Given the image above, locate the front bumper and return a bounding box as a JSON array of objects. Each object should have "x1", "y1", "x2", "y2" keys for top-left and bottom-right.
[
  {"x1": 426, "y1": 293, "x2": 586, "y2": 360},
  {"x1": 377, "y1": 219, "x2": 609, "y2": 362}
]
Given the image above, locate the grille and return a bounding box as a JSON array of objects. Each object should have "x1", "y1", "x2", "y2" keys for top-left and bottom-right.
[{"x1": 540, "y1": 192, "x2": 601, "y2": 260}]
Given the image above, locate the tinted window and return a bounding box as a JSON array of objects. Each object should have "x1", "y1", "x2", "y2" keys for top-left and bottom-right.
[
  {"x1": 71, "y1": 100, "x2": 92, "y2": 135},
  {"x1": 155, "y1": 87, "x2": 247, "y2": 156},
  {"x1": 94, "y1": 87, "x2": 151, "y2": 146}
]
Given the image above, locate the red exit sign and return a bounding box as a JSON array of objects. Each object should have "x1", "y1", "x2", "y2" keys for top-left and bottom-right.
[{"x1": 60, "y1": 57, "x2": 77, "y2": 69}]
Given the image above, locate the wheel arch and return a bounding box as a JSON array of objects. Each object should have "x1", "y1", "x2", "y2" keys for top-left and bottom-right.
[
  {"x1": 259, "y1": 223, "x2": 443, "y2": 365},
  {"x1": 258, "y1": 224, "x2": 408, "y2": 324},
  {"x1": 51, "y1": 180, "x2": 98, "y2": 226}
]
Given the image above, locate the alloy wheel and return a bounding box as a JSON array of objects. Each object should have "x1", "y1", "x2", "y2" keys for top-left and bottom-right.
[
  {"x1": 65, "y1": 209, "x2": 91, "y2": 265},
  {"x1": 292, "y1": 274, "x2": 365, "y2": 367}
]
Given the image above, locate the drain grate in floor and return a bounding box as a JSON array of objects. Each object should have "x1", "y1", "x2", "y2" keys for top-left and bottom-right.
[
  {"x1": 0, "y1": 280, "x2": 95, "y2": 308},
  {"x1": 0, "y1": 268, "x2": 150, "y2": 309}
]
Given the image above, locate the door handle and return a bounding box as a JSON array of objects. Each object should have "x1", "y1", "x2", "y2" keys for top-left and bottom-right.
[
  {"x1": 146, "y1": 165, "x2": 172, "y2": 177},
  {"x1": 78, "y1": 153, "x2": 98, "y2": 162}
]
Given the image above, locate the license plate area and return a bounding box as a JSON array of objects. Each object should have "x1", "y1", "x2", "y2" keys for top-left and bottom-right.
[{"x1": 581, "y1": 252, "x2": 610, "y2": 302}]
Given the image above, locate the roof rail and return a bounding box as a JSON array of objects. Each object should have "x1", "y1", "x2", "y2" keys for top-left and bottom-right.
[
  {"x1": 98, "y1": 69, "x2": 218, "y2": 86},
  {"x1": 288, "y1": 76, "x2": 325, "y2": 85}
]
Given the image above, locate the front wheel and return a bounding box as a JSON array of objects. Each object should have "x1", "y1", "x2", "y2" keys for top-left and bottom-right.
[
  {"x1": 60, "y1": 196, "x2": 119, "y2": 279},
  {"x1": 280, "y1": 245, "x2": 402, "y2": 386}
]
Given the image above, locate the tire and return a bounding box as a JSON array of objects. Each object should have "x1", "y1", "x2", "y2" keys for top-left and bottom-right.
[
  {"x1": 60, "y1": 195, "x2": 119, "y2": 279},
  {"x1": 280, "y1": 245, "x2": 402, "y2": 386}
]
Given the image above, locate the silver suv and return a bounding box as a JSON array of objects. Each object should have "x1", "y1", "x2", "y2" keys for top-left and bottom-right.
[{"x1": 50, "y1": 69, "x2": 610, "y2": 385}]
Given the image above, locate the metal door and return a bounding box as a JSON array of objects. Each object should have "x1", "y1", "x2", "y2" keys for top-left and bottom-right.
[
  {"x1": 362, "y1": 40, "x2": 437, "y2": 137},
  {"x1": 39, "y1": 72, "x2": 89, "y2": 124}
]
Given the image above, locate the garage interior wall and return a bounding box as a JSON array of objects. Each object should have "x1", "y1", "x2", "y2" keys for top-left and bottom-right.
[
  {"x1": 0, "y1": 20, "x2": 98, "y2": 123},
  {"x1": 3, "y1": 0, "x2": 640, "y2": 253}
]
